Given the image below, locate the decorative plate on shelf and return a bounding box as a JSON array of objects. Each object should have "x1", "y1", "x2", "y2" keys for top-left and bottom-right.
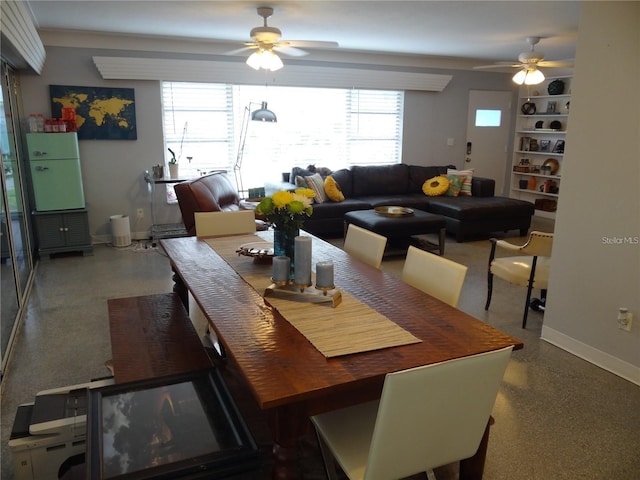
[
  {"x1": 521, "y1": 102, "x2": 536, "y2": 115},
  {"x1": 374, "y1": 206, "x2": 414, "y2": 217},
  {"x1": 236, "y1": 242, "x2": 274, "y2": 260},
  {"x1": 543, "y1": 158, "x2": 560, "y2": 175}
]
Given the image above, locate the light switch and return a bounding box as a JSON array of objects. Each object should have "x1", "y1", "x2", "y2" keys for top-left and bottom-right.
[{"x1": 447, "y1": 138, "x2": 455, "y2": 146}]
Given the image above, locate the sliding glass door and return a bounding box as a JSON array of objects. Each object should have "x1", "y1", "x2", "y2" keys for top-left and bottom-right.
[{"x1": 1, "y1": 61, "x2": 34, "y2": 378}]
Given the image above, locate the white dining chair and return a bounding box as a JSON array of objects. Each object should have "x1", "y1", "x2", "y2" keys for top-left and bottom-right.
[
  {"x1": 311, "y1": 346, "x2": 514, "y2": 480},
  {"x1": 343, "y1": 224, "x2": 387, "y2": 269},
  {"x1": 194, "y1": 210, "x2": 256, "y2": 237},
  {"x1": 401, "y1": 245, "x2": 468, "y2": 307}
]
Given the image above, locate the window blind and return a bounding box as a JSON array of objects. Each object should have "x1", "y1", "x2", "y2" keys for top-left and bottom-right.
[{"x1": 162, "y1": 82, "x2": 403, "y2": 194}]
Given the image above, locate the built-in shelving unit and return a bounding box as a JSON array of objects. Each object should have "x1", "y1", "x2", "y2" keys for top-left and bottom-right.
[{"x1": 510, "y1": 75, "x2": 572, "y2": 218}]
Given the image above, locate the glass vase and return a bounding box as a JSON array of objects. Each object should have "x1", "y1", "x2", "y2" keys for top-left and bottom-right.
[{"x1": 273, "y1": 224, "x2": 299, "y2": 279}]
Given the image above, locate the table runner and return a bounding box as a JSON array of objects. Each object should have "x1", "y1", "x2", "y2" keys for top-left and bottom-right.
[{"x1": 205, "y1": 234, "x2": 421, "y2": 357}]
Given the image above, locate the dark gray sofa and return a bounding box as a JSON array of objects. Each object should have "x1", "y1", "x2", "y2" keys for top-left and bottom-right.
[{"x1": 283, "y1": 163, "x2": 534, "y2": 242}]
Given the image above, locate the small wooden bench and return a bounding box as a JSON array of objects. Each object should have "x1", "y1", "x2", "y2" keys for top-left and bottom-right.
[{"x1": 107, "y1": 292, "x2": 212, "y2": 384}]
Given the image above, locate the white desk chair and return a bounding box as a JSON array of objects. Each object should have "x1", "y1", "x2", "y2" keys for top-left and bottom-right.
[
  {"x1": 343, "y1": 224, "x2": 387, "y2": 269},
  {"x1": 402, "y1": 245, "x2": 468, "y2": 307},
  {"x1": 311, "y1": 346, "x2": 514, "y2": 480},
  {"x1": 486, "y1": 230, "x2": 553, "y2": 328},
  {"x1": 195, "y1": 210, "x2": 256, "y2": 237}
]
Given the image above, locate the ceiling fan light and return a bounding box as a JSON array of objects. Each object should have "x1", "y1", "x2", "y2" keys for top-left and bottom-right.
[
  {"x1": 263, "y1": 50, "x2": 283, "y2": 71},
  {"x1": 246, "y1": 49, "x2": 283, "y2": 72},
  {"x1": 512, "y1": 68, "x2": 545, "y2": 85},
  {"x1": 246, "y1": 51, "x2": 263, "y2": 70}
]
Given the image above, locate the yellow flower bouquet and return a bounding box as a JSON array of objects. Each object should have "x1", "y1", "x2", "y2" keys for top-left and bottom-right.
[{"x1": 256, "y1": 189, "x2": 315, "y2": 261}]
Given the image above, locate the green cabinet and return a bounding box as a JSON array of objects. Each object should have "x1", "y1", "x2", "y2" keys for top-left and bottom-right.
[{"x1": 32, "y1": 209, "x2": 93, "y2": 257}]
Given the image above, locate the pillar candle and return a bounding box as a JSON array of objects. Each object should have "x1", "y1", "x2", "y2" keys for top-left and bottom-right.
[
  {"x1": 294, "y1": 236, "x2": 312, "y2": 286},
  {"x1": 272, "y1": 256, "x2": 290, "y2": 283},
  {"x1": 315, "y1": 261, "x2": 334, "y2": 289}
]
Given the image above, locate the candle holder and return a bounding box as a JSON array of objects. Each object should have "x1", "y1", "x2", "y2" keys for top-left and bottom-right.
[
  {"x1": 315, "y1": 284, "x2": 336, "y2": 296},
  {"x1": 294, "y1": 281, "x2": 312, "y2": 293},
  {"x1": 264, "y1": 281, "x2": 342, "y2": 308}
]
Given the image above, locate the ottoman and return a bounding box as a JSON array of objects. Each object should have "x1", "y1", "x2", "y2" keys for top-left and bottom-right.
[{"x1": 344, "y1": 209, "x2": 447, "y2": 255}]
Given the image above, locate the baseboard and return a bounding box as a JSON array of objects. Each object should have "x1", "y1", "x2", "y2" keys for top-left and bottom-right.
[
  {"x1": 541, "y1": 326, "x2": 640, "y2": 386},
  {"x1": 91, "y1": 232, "x2": 150, "y2": 244}
]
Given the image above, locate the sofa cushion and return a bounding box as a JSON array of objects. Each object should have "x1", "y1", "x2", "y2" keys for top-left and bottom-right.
[
  {"x1": 471, "y1": 176, "x2": 495, "y2": 197},
  {"x1": 351, "y1": 164, "x2": 409, "y2": 197},
  {"x1": 425, "y1": 196, "x2": 534, "y2": 221},
  {"x1": 308, "y1": 198, "x2": 372, "y2": 219},
  {"x1": 330, "y1": 168, "x2": 353, "y2": 198}
]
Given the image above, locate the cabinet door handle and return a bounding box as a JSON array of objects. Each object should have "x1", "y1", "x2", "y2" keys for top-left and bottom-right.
[
  {"x1": 33, "y1": 150, "x2": 48, "y2": 156},
  {"x1": 35, "y1": 166, "x2": 49, "y2": 171},
  {"x1": 59, "y1": 227, "x2": 65, "y2": 232}
]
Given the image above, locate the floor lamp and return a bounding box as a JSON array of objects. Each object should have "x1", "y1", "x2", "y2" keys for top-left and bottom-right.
[{"x1": 234, "y1": 101, "x2": 277, "y2": 197}]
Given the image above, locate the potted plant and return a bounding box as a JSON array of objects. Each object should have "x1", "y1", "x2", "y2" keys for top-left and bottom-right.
[{"x1": 168, "y1": 148, "x2": 179, "y2": 179}]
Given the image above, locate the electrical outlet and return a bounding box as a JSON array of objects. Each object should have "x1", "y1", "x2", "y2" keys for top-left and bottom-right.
[
  {"x1": 136, "y1": 208, "x2": 144, "y2": 219},
  {"x1": 618, "y1": 308, "x2": 632, "y2": 332}
]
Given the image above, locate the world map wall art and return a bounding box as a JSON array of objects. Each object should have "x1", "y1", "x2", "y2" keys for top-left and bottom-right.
[{"x1": 50, "y1": 85, "x2": 137, "y2": 140}]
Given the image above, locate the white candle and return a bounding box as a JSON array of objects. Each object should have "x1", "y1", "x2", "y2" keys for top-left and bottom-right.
[
  {"x1": 272, "y1": 256, "x2": 290, "y2": 283},
  {"x1": 294, "y1": 236, "x2": 312, "y2": 286},
  {"x1": 316, "y1": 261, "x2": 334, "y2": 289}
]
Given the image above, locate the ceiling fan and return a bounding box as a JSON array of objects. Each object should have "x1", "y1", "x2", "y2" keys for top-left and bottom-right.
[
  {"x1": 474, "y1": 37, "x2": 573, "y2": 85},
  {"x1": 229, "y1": 6, "x2": 339, "y2": 71}
]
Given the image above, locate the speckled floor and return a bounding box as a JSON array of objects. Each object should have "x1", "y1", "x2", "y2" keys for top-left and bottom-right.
[{"x1": 2, "y1": 219, "x2": 639, "y2": 479}]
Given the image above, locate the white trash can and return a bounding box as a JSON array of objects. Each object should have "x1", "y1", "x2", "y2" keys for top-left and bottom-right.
[{"x1": 110, "y1": 215, "x2": 131, "y2": 247}]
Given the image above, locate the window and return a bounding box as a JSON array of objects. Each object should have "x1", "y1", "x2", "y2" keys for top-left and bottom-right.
[
  {"x1": 474, "y1": 109, "x2": 502, "y2": 127},
  {"x1": 162, "y1": 82, "x2": 403, "y2": 196}
]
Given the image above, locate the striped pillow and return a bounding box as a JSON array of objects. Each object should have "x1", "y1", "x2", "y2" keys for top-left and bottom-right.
[
  {"x1": 304, "y1": 173, "x2": 327, "y2": 203},
  {"x1": 447, "y1": 169, "x2": 474, "y2": 196}
]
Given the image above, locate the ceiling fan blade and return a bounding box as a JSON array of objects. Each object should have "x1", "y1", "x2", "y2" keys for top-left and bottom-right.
[
  {"x1": 274, "y1": 44, "x2": 309, "y2": 57},
  {"x1": 538, "y1": 59, "x2": 574, "y2": 68},
  {"x1": 473, "y1": 63, "x2": 522, "y2": 70},
  {"x1": 284, "y1": 40, "x2": 339, "y2": 49},
  {"x1": 224, "y1": 45, "x2": 257, "y2": 55}
]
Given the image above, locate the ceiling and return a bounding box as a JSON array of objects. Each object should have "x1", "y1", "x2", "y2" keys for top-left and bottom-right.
[{"x1": 26, "y1": 1, "x2": 581, "y2": 65}]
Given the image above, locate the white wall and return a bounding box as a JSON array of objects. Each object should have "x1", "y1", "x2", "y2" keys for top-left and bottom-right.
[
  {"x1": 542, "y1": 2, "x2": 640, "y2": 385},
  {"x1": 18, "y1": 43, "x2": 514, "y2": 241}
]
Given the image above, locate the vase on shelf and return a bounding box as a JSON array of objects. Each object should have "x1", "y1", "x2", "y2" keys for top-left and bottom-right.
[
  {"x1": 273, "y1": 224, "x2": 299, "y2": 279},
  {"x1": 169, "y1": 163, "x2": 179, "y2": 179}
]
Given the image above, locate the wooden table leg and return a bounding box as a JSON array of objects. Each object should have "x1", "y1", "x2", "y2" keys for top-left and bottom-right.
[
  {"x1": 268, "y1": 404, "x2": 306, "y2": 480},
  {"x1": 171, "y1": 266, "x2": 189, "y2": 310},
  {"x1": 459, "y1": 416, "x2": 494, "y2": 480}
]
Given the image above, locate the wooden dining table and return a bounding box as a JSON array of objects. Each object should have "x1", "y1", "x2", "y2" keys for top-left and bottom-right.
[{"x1": 160, "y1": 231, "x2": 523, "y2": 480}]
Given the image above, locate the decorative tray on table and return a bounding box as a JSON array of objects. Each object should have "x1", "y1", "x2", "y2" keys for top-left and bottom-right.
[
  {"x1": 374, "y1": 206, "x2": 414, "y2": 217},
  {"x1": 236, "y1": 242, "x2": 274, "y2": 262}
]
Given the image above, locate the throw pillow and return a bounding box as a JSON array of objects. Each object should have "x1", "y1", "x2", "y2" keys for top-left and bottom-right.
[
  {"x1": 445, "y1": 174, "x2": 464, "y2": 197},
  {"x1": 294, "y1": 175, "x2": 306, "y2": 188},
  {"x1": 447, "y1": 168, "x2": 474, "y2": 196},
  {"x1": 422, "y1": 176, "x2": 450, "y2": 196},
  {"x1": 304, "y1": 173, "x2": 327, "y2": 203},
  {"x1": 324, "y1": 175, "x2": 345, "y2": 202}
]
